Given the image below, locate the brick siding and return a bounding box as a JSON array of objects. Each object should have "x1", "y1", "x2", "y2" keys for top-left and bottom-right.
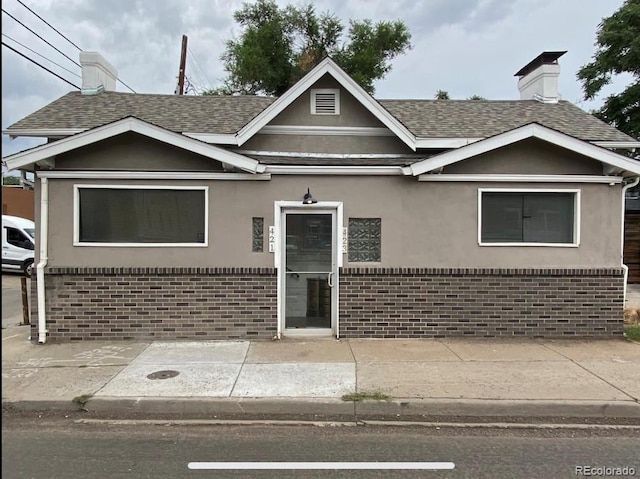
[
  {"x1": 339, "y1": 268, "x2": 625, "y2": 338},
  {"x1": 31, "y1": 267, "x2": 624, "y2": 342},
  {"x1": 31, "y1": 267, "x2": 277, "y2": 342}
]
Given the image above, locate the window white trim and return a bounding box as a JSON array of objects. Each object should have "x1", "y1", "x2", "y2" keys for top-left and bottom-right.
[
  {"x1": 73, "y1": 184, "x2": 209, "y2": 247},
  {"x1": 310, "y1": 89, "x2": 340, "y2": 115},
  {"x1": 477, "y1": 188, "x2": 580, "y2": 247}
]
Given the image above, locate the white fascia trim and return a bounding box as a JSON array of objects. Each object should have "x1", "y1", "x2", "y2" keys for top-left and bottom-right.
[
  {"x1": 258, "y1": 125, "x2": 394, "y2": 137},
  {"x1": 415, "y1": 138, "x2": 483, "y2": 148},
  {"x1": 37, "y1": 170, "x2": 271, "y2": 180},
  {"x1": 235, "y1": 149, "x2": 424, "y2": 159},
  {"x1": 236, "y1": 58, "x2": 416, "y2": 150},
  {"x1": 4, "y1": 118, "x2": 264, "y2": 174},
  {"x1": 264, "y1": 165, "x2": 408, "y2": 175},
  {"x1": 418, "y1": 174, "x2": 624, "y2": 184},
  {"x1": 410, "y1": 124, "x2": 640, "y2": 176},
  {"x1": 592, "y1": 141, "x2": 640, "y2": 149},
  {"x1": 3, "y1": 128, "x2": 87, "y2": 139},
  {"x1": 182, "y1": 132, "x2": 239, "y2": 145}
]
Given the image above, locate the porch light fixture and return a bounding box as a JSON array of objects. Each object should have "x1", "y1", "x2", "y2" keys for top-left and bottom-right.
[{"x1": 302, "y1": 188, "x2": 318, "y2": 204}]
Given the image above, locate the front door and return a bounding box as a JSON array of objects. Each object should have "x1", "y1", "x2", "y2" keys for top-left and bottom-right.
[{"x1": 283, "y1": 211, "x2": 336, "y2": 334}]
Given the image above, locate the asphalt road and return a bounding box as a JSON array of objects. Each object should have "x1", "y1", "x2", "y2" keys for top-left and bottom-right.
[
  {"x1": 2, "y1": 415, "x2": 639, "y2": 479},
  {"x1": 1, "y1": 273, "x2": 28, "y2": 329}
]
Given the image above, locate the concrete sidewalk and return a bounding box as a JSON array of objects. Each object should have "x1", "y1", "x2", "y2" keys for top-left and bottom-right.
[{"x1": 2, "y1": 324, "x2": 640, "y2": 421}]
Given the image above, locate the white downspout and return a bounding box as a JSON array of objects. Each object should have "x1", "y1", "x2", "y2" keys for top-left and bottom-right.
[
  {"x1": 621, "y1": 176, "x2": 640, "y2": 306},
  {"x1": 37, "y1": 177, "x2": 49, "y2": 344}
]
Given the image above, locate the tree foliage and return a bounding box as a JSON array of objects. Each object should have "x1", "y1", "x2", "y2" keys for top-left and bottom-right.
[
  {"x1": 577, "y1": 0, "x2": 640, "y2": 139},
  {"x1": 205, "y1": 0, "x2": 411, "y2": 96},
  {"x1": 2, "y1": 175, "x2": 20, "y2": 185},
  {"x1": 434, "y1": 90, "x2": 450, "y2": 99}
]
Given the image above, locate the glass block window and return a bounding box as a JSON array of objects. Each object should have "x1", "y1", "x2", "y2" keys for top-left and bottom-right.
[
  {"x1": 348, "y1": 218, "x2": 381, "y2": 262},
  {"x1": 252, "y1": 217, "x2": 264, "y2": 252}
]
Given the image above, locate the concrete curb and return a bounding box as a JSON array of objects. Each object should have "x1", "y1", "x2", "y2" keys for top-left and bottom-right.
[{"x1": 6, "y1": 397, "x2": 640, "y2": 421}]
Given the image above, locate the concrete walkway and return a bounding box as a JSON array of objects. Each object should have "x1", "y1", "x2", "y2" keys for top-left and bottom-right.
[{"x1": 2, "y1": 325, "x2": 640, "y2": 421}]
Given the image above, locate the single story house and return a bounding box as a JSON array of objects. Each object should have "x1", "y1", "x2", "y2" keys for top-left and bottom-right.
[{"x1": 4, "y1": 51, "x2": 640, "y2": 343}]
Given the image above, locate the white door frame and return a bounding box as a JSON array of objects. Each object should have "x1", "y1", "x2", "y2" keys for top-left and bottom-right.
[{"x1": 274, "y1": 201, "x2": 343, "y2": 339}]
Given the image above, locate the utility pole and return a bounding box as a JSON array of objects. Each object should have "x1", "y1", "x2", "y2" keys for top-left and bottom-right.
[{"x1": 175, "y1": 35, "x2": 188, "y2": 95}]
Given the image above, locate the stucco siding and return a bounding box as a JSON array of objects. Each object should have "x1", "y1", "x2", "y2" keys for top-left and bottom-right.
[
  {"x1": 41, "y1": 175, "x2": 622, "y2": 269},
  {"x1": 55, "y1": 132, "x2": 225, "y2": 171},
  {"x1": 268, "y1": 74, "x2": 386, "y2": 128},
  {"x1": 240, "y1": 133, "x2": 413, "y2": 154},
  {"x1": 443, "y1": 138, "x2": 604, "y2": 175}
]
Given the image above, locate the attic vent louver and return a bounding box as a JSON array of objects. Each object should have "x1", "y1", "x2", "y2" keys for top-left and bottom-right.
[{"x1": 311, "y1": 88, "x2": 340, "y2": 115}]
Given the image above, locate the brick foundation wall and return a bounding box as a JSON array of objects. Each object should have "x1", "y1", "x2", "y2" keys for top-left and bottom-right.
[
  {"x1": 31, "y1": 266, "x2": 625, "y2": 342},
  {"x1": 339, "y1": 268, "x2": 625, "y2": 338},
  {"x1": 31, "y1": 267, "x2": 277, "y2": 342}
]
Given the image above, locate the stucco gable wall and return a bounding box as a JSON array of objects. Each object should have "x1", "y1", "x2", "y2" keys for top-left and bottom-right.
[
  {"x1": 240, "y1": 133, "x2": 413, "y2": 154},
  {"x1": 442, "y1": 138, "x2": 604, "y2": 175},
  {"x1": 268, "y1": 73, "x2": 386, "y2": 128},
  {"x1": 54, "y1": 132, "x2": 225, "y2": 171}
]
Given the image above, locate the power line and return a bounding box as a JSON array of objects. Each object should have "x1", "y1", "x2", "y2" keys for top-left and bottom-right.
[
  {"x1": 15, "y1": 0, "x2": 81, "y2": 51},
  {"x1": 117, "y1": 77, "x2": 136, "y2": 94},
  {"x1": 187, "y1": 46, "x2": 212, "y2": 91},
  {"x1": 2, "y1": 33, "x2": 81, "y2": 78},
  {"x1": 2, "y1": 8, "x2": 80, "y2": 67},
  {"x1": 2, "y1": 41, "x2": 80, "y2": 89},
  {"x1": 3, "y1": 6, "x2": 137, "y2": 93}
]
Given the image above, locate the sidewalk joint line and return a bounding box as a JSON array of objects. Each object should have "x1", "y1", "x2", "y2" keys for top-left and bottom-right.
[
  {"x1": 540, "y1": 343, "x2": 638, "y2": 403},
  {"x1": 228, "y1": 342, "x2": 250, "y2": 398},
  {"x1": 437, "y1": 340, "x2": 465, "y2": 361}
]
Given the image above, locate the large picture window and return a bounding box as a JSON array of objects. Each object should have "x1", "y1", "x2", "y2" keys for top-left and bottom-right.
[
  {"x1": 75, "y1": 186, "x2": 207, "y2": 246},
  {"x1": 479, "y1": 189, "x2": 578, "y2": 246}
]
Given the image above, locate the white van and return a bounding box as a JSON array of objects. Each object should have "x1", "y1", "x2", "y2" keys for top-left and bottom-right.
[{"x1": 2, "y1": 215, "x2": 35, "y2": 277}]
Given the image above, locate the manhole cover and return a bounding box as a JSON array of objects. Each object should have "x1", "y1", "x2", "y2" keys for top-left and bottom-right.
[{"x1": 147, "y1": 370, "x2": 180, "y2": 380}]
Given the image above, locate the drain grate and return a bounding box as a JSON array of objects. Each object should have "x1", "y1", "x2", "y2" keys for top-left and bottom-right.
[{"x1": 147, "y1": 370, "x2": 180, "y2": 380}]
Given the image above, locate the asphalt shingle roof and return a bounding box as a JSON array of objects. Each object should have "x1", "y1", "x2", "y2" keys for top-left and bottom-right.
[{"x1": 6, "y1": 91, "x2": 635, "y2": 143}]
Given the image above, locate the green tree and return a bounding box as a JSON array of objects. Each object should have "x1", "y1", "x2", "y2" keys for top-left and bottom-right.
[
  {"x1": 577, "y1": 0, "x2": 640, "y2": 139},
  {"x1": 467, "y1": 94, "x2": 486, "y2": 100},
  {"x1": 2, "y1": 175, "x2": 20, "y2": 185},
  {"x1": 434, "y1": 90, "x2": 450, "y2": 99},
  {"x1": 205, "y1": 0, "x2": 411, "y2": 96}
]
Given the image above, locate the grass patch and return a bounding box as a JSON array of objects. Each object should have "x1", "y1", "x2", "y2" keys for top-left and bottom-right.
[
  {"x1": 624, "y1": 325, "x2": 640, "y2": 342},
  {"x1": 341, "y1": 391, "x2": 391, "y2": 402}
]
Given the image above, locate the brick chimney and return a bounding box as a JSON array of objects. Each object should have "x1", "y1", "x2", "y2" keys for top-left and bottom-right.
[
  {"x1": 79, "y1": 52, "x2": 117, "y2": 94},
  {"x1": 515, "y1": 51, "x2": 566, "y2": 103}
]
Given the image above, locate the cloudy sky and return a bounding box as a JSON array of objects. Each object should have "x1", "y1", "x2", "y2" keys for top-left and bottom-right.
[{"x1": 1, "y1": 0, "x2": 631, "y2": 166}]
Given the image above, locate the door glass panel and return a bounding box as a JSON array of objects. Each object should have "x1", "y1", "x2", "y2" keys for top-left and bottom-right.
[{"x1": 285, "y1": 214, "x2": 332, "y2": 329}]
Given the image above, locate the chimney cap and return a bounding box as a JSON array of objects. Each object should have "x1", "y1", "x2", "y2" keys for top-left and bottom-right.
[{"x1": 514, "y1": 51, "x2": 567, "y2": 77}]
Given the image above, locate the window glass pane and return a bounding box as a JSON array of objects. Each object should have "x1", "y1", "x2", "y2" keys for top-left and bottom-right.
[
  {"x1": 252, "y1": 217, "x2": 264, "y2": 252},
  {"x1": 79, "y1": 188, "x2": 205, "y2": 243},
  {"x1": 481, "y1": 193, "x2": 523, "y2": 242},
  {"x1": 348, "y1": 218, "x2": 381, "y2": 262},
  {"x1": 523, "y1": 193, "x2": 574, "y2": 243},
  {"x1": 6, "y1": 227, "x2": 33, "y2": 249},
  {"x1": 481, "y1": 192, "x2": 575, "y2": 244}
]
